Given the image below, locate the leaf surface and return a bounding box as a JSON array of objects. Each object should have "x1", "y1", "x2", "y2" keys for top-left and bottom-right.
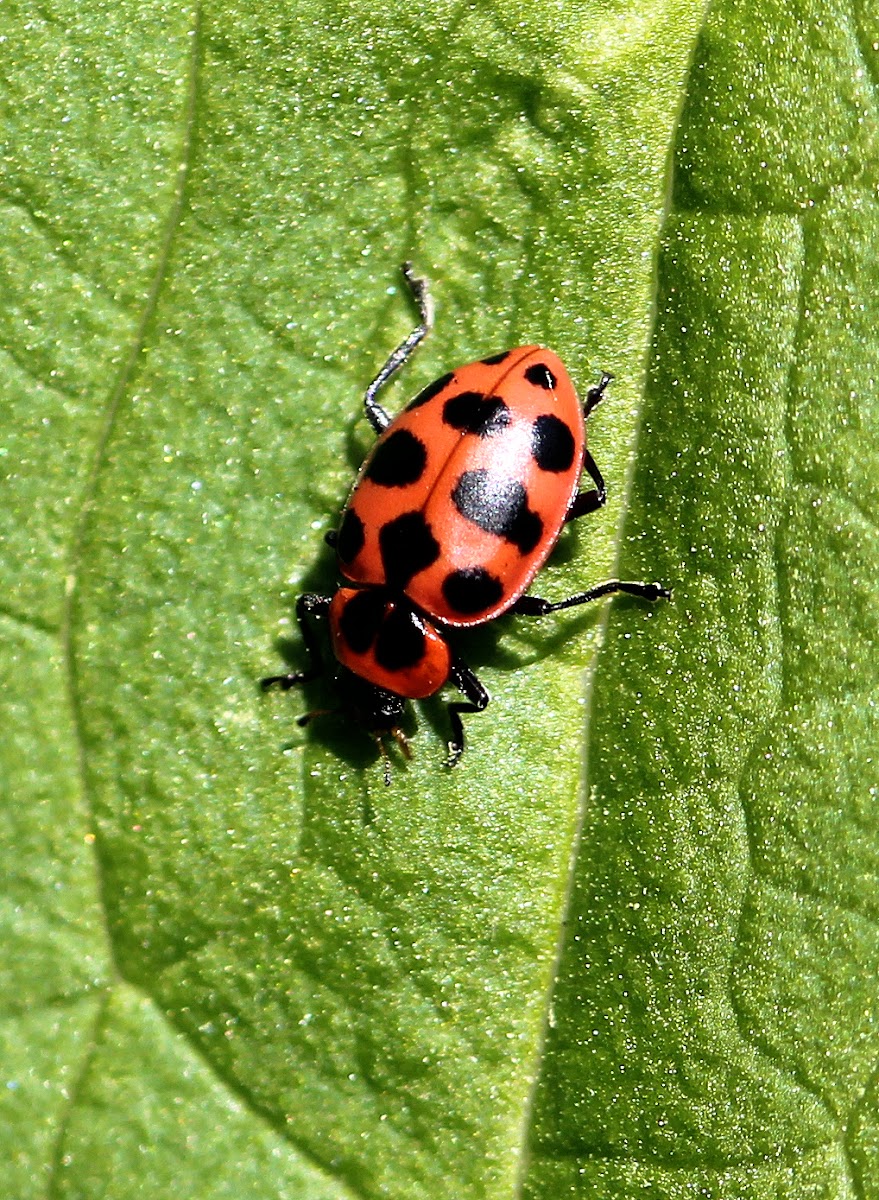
[
  {"x1": 526, "y1": 1, "x2": 879, "y2": 1196},
  {"x1": 7, "y1": 2, "x2": 876, "y2": 1199}
]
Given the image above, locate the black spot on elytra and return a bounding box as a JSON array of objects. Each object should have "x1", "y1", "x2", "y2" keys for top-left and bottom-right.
[
  {"x1": 338, "y1": 588, "x2": 386, "y2": 654},
  {"x1": 407, "y1": 371, "x2": 454, "y2": 411},
  {"x1": 378, "y1": 511, "x2": 441, "y2": 590},
  {"x1": 374, "y1": 606, "x2": 426, "y2": 671},
  {"x1": 525, "y1": 362, "x2": 557, "y2": 390},
  {"x1": 365, "y1": 428, "x2": 427, "y2": 487},
  {"x1": 451, "y1": 469, "x2": 543, "y2": 554},
  {"x1": 531, "y1": 414, "x2": 576, "y2": 473},
  {"x1": 481, "y1": 351, "x2": 511, "y2": 365},
  {"x1": 442, "y1": 567, "x2": 505, "y2": 615},
  {"x1": 336, "y1": 508, "x2": 365, "y2": 563},
  {"x1": 442, "y1": 391, "x2": 511, "y2": 437}
]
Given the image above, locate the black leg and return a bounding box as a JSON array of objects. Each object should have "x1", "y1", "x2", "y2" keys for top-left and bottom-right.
[
  {"x1": 512, "y1": 579, "x2": 671, "y2": 616},
  {"x1": 364, "y1": 262, "x2": 434, "y2": 435},
  {"x1": 567, "y1": 370, "x2": 610, "y2": 523},
  {"x1": 446, "y1": 660, "x2": 490, "y2": 767},
  {"x1": 566, "y1": 449, "x2": 607, "y2": 521},
  {"x1": 584, "y1": 370, "x2": 612, "y2": 417},
  {"x1": 261, "y1": 593, "x2": 331, "y2": 690}
]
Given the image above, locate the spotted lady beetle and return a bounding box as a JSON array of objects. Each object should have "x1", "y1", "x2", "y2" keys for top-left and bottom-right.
[{"x1": 263, "y1": 264, "x2": 669, "y2": 779}]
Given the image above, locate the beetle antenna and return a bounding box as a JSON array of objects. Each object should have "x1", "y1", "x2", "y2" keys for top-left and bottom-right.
[
  {"x1": 391, "y1": 727, "x2": 413, "y2": 761},
  {"x1": 371, "y1": 728, "x2": 412, "y2": 785},
  {"x1": 373, "y1": 735, "x2": 393, "y2": 786},
  {"x1": 297, "y1": 708, "x2": 337, "y2": 728}
]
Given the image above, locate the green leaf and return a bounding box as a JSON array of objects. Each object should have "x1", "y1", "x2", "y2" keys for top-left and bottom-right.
[
  {"x1": 526, "y1": 0, "x2": 879, "y2": 1196},
  {"x1": 5, "y1": 0, "x2": 876, "y2": 1198}
]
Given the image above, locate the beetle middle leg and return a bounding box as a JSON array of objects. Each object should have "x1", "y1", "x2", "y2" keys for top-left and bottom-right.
[{"x1": 512, "y1": 579, "x2": 671, "y2": 616}]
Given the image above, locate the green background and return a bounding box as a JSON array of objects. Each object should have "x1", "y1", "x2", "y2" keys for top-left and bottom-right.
[{"x1": 2, "y1": 0, "x2": 877, "y2": 1196}]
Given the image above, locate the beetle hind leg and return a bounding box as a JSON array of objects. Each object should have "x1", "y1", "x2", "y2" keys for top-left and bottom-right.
[
  {"x1": 566, "y1": 449, "x2": 607, "y2": 522},
  {"x1": 583, "y1": 370, "x2": 613, "y2": 416},
  {"x1": 566, "y1": 373, "x2": 612, "y2": 522},
  {"x1": 363, "y1": 262, "x2": 435, "y2": 434}
]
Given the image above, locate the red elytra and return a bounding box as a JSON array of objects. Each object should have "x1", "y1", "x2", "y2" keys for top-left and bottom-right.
[
  {"x1": 336, "y1": 346, "x2": 585, "y2": 628},
  {"x1": 262, "y1": 264, "x2": 669, "y2": 780}
]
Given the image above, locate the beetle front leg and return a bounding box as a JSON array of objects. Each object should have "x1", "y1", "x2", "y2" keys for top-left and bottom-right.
[
  {"x1": 261, "y1": 593, "x2": 332, "y2": 690},
  {"x1": 363, "y1": 262, "x2": 435, "y2": 435},
  {"x1": 445, "y1": 659, "x2": 490, "y2": 767}
]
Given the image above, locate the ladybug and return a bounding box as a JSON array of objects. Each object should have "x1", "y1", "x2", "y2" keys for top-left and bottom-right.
[{"x1": 263, "y1": 264, "x2": 669, "y2": 780}]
